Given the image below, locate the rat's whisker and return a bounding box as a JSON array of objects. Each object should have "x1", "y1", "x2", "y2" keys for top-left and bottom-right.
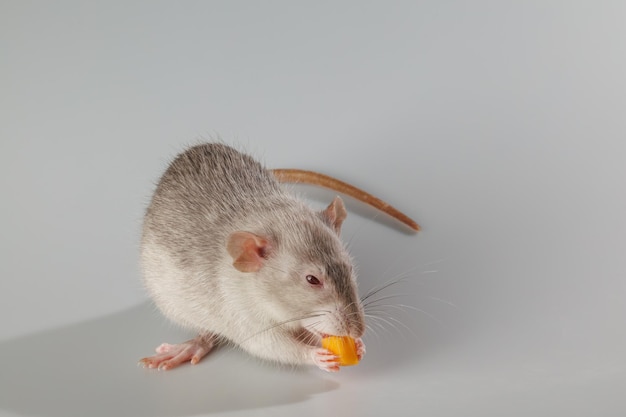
[
  {"x1": 302, "y1": 320, "x2": 325, "y2": 335},
  {"x1": 363, "y1": 322, "x2": 383, "y2": 342},
  {"x1": 364, "y1": 292, "x2": 459, "y2": 313},
  {"x1": 363, "y1": 293, "x2": 415, "y2": 308},
  {"x1": 343, "y1": 300, "x2": 367, "y2": 315},
  {"x1": 361, "y1": 266, "x2": 440, "y2": 303},
  {"x1": 344, "y1": 309, "x2": 364, "y2": 320},
  {"x1": 425, "y1": 296, "x2": 460, "y2": 310},
  {"x1": 239, "y1": 312, "x2": 329, "y2": 345},
  {"x1": 364, "y1": 315, "x2": 393, "y2": 338},
  {"x1": 259, "y1": 264, "x2": 290, "y2": 275},
  {"x1": 368, "y1": 303, "x2": 443, "y2": 326},
  {"x1": 297, "y1": 324, "x2": 324, "y2": 345},
  {"x1": 361, "y1": 276, "x2": 411, "y2": 302},
  {"x1": 371, "y1": 312, "x2": 418, "y2": 339},
  {"x1": 365, "y1": 314, "x2": 405, "y2": 337}
]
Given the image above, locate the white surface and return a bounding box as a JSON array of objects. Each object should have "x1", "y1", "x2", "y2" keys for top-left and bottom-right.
[{"x1": 1, "y1": 1, "x2": 625, "y2": 416}]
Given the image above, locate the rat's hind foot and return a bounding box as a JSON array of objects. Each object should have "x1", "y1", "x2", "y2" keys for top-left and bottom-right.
[{"x1": 139, "y1": 334, "x2": 215, "y2": 370}]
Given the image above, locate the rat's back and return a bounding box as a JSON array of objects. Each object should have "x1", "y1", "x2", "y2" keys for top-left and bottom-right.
[
  {"x1": 149, "y1": 143, "x2": 279, "y2": 220},
  {"x1": 143, "y1": 143, "x2": 282, "y2": 248}
]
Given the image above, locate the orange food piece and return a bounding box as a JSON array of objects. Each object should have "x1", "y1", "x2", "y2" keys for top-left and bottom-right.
[{"x1": 321, "y1": 336, "x2": 359, "y2": 366}]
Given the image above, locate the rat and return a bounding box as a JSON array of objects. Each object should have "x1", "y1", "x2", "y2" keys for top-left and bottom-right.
[{"x1": 138, "y1": 143, "x2": 418, "y2": 372}]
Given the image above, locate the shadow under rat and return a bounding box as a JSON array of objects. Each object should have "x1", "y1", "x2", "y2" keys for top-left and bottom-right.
[{"x1": 0, "y1": 303, "x2": 340, "y2": 417}]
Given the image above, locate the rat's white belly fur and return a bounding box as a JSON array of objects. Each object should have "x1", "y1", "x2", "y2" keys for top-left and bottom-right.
[{"x1": 140, "y1": 233, "x2": 316, "y2": 365}]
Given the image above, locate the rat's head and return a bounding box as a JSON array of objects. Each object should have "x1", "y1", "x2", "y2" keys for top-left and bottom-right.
[{"x1": 226, "y1": 196, "x2": 365, "y2": 339}]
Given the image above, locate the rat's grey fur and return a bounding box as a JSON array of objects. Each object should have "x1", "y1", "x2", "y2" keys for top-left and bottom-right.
[{"x1": 141, "y1": 143, "x2": 365, "y2": 366}]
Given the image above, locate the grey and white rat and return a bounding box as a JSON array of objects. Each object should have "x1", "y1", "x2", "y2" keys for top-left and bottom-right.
[{"x1": 139, "y1": 143, "x2": 418, "y2": 372}]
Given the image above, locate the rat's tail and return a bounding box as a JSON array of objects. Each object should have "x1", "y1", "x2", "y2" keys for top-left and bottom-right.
[{"x1": 271, "y1": 169, "x2": 420, "y2": 232}]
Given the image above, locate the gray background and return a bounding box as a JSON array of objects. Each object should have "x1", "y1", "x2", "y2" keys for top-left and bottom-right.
[{"x1": 1, "y1": 1, "x2": 625, "y2": 416}]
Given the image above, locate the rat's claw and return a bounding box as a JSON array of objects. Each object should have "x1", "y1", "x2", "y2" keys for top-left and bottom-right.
[{"x1": 313, "y1": 348, "x2": 341, "y2": 372}]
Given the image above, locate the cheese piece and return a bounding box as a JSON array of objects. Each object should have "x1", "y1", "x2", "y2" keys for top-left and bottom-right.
[{"x1": 321, "y1": 336, "x2": 359, "y2": 366}]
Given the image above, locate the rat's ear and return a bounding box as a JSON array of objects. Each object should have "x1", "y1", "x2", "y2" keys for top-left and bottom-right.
[
  {"x1": 321, "y1": 196, "x2": 348, "y2": 235},
  {"x1": 227, "y1": 231, "x2": 272, "y2": 273}
]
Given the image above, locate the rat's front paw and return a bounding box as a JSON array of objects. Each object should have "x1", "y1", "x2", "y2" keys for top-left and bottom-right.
[
  {"x1": 312, "y1": 348, "x2": 341, "y2": 373},
  {"x1": 355, "y1": 338, "x2": 366, "y2": 360}
]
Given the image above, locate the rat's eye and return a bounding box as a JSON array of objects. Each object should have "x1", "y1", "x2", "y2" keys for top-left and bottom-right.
[{"x1": 306, "y1": 275, "x2": 322, "y2": 286}]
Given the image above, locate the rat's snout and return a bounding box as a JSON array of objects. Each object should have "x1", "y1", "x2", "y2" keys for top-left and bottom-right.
[
  {"x1": 347, "y1": 302, "x2": 366, "y2": 338},
  {"x1": 333, "y1": 301, "x2": 366, "y2": 338},
  {"x1": 340, "y1": 285, "x2": 366, "y2": 338},
  {"x1": 301, "y1": 303, "x2": 365, "y2": 338}
]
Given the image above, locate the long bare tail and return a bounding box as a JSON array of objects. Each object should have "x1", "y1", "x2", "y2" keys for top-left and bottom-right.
[{"x1": 271, "y1": 169, "x2": 420, "y2": 232}]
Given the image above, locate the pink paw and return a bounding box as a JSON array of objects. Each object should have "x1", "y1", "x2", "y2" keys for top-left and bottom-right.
[
  {"x1": 312, "y1": 348, "x2": 341, "y2": 373},
  {"x1": 355, "y1": 338, "x2": 366, "y2": 360},
  {"x1": 139, "y1": 336, "x2": 214, "y2": 370}
]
